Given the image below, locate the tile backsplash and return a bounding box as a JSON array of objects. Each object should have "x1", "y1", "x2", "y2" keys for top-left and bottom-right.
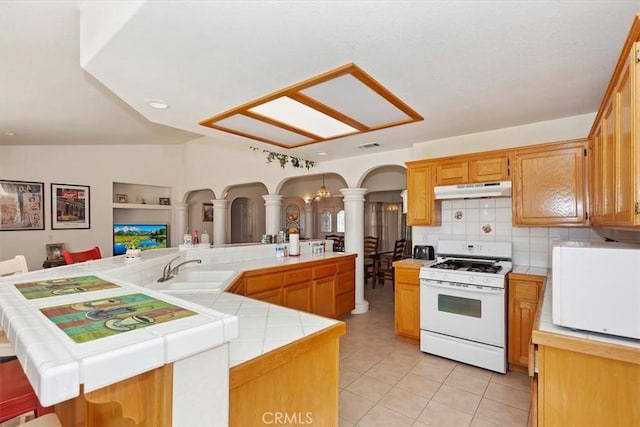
[{"x1": 411, "y1": 197, "x2": 605, "y2": 268}]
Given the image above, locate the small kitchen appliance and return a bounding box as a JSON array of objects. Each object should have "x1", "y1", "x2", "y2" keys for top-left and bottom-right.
[
  {"x1": 413, "y1": 245, "x2": 435, "y2": 260},
  {"x1": 552, "y1": 241, "x2": 640, "y2": 339},
  {"x1": 419, "y1": 240, "x2": 512, "y2": 373}
]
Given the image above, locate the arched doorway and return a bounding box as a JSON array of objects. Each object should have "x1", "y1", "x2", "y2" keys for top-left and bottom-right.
[{"x1": 231, "y1": 197, "x2": 254, "y2": 243}]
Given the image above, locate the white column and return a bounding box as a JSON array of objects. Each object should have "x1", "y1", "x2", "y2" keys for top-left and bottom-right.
[
  {"x1": 262, "y1": 195, "x2": 284, "y2": 236},
  {"x1": 304, "y1": 202, "x2": 314, "y2": 239},
  {"x1": 211, "y1": 199, "x2": 229, "y2": 246},
  {"x1": 341, "y1": 188, "x2": 369, "y2": 314},
  {"x1": 174, "y1": 202, "x2": 188, "y2": 247}
]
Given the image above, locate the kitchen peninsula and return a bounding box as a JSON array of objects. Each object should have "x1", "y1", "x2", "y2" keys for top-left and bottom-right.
[{"x1": 0, "y1": 243, "x2": 353, "y2": 426}]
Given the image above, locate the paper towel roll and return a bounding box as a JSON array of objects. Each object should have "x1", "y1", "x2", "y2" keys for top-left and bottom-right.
[{"x1": 289, "y1": 233, "x2": 300, "y2": 256}]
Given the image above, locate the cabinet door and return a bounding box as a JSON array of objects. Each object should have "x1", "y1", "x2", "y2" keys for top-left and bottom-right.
[
  {"x1": 250, "y1": 288, "x2": 283, "y2": 306},
  {"x1": 435, "y1": 161, "x2": 469, "y2": 185},
  {"x1": 602, "y1": 100, "x2": 617, "y2": 224},
  {"x1": 614, "y1": 48, "x2": 637, "y2": 225},
  {"x1": 469, "y1": 156, "x2": 510, "y2": 182},
  {"x1": 406, "y1": 163, "x2": 440, "y2": 226},
  {"x1": 394, "y1": 282, "x2": 420, "y2": 339},
  {"x1": 508, "y1": 277, "x2": 541, "y2": 368},
  {"x1": 590, "y1": 127, "x2": 604, "y2": 225},
  {"x1": 514, "y1": 141, "x2": 587, "y2": 225},
  {"x1": 313, "y1": 277, "x2": 336, "y2": 318},
  {"x1": 284, "y1": 281, "x2": 312, "y2": 312}
]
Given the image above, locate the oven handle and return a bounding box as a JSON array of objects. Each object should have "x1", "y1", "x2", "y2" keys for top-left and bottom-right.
[{"x1": 421, "y1": 280, "x2": 503, "y2": 294}]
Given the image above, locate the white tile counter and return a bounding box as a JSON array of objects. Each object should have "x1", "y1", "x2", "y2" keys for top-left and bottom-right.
[
  {"x1": 0, "y1": 244, "x2": 349, "y2": 407},
  {"x1": 0, "y1": 262, "x2": 238, "y2": 406}
]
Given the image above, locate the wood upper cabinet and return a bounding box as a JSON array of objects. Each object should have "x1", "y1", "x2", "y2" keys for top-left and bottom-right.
[
  {"x1": 513, "y1": 140, "x2": 588, "y2": 226},
  {"x1": 434, "y1": 154, "x2": 510, "y2": 185},
  {"x1": 435, "y1": 160, "x2": 468, "y2": 185},
  {"x1": 469, "y1": 155, "x2": 510, "y2": 182},
  {"x1": 406, "y1": 161, "x2": 440, "y2": 226},
  {"x1": 508, "y1": 273, "x2": 543, "y2": 370},
  {"x1": 589, "y1": 21, "x2": 639, "y2": 228},
  {"x1": 393, "y1": 263, "x2": 421, "y2": 340}
]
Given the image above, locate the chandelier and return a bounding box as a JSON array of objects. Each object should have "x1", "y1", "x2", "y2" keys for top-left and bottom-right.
[{"x1": 315, "y1": 174, "x2": 332, "y2": 201}]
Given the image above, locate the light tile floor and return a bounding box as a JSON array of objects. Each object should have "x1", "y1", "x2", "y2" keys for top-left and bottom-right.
[{"x1": 338, "y1": 283, "x2": 531, "y2": 427}]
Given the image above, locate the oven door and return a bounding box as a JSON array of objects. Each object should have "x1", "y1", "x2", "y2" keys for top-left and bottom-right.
[{"x1": 420, "y1": 279, "x2": 505, "y2": 347}]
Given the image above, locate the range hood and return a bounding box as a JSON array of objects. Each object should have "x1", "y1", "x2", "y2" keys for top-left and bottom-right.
[{"x1": 434, "y1": 181, "x2": 512, "y2": 200}]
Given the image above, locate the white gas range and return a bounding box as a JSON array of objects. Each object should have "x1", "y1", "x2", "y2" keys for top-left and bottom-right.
[{"x1": 419, "y1": 240, "x2": 512, "y2": 373}]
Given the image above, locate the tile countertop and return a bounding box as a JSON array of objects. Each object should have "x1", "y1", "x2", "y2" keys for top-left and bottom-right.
[
  {"x1": 0, "y1": 246, "x2": 350, "y2": 406},
  {"x1": 532, "y1": 271, "x2": 640, "y2": 360}
]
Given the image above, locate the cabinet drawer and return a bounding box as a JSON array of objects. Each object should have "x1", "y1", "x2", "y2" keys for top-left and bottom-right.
[
  {"x1": 313, "y1": 263, "x2": 337, "y2": 279},
  {"x1": 395, "y1": 268, "x2": 420, "y2": 285},
  {"x1": 284, "y1": 268, "x2": 312, "y2": 285},
  {"x1": 245, "y1": 272, "x2": 283, "y2": 294},
  {"x1": 338, "y1": 259, "x2": 355, "y2": 273},
  {"x1": 514, "y1": 282, "x2": 539, "y2": 301}
]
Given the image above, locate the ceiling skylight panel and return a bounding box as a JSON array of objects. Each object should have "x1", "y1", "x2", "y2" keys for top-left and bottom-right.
[
  {"x1": 249, "y1": 97, "x2": 358, "y2": 138},
  {"x1": 301, "y1": 74, "x2": 411, "y2": 125},
  {"x1": 215, "y1": 114, "x2": 311, "y2": 146}
]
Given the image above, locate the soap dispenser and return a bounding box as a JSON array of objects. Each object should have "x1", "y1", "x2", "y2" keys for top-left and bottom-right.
[{"x1": 193, "y1": 229, "x2": 199, "y2": 245}]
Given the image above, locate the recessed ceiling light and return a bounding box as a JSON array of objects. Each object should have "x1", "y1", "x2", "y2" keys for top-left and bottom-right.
[
  {"x1": 3, "y1": 132, "x2": 16, "y2": 136},
  {"x1": 317, "y1": 152, "x2": 328, "y2": 156},
  {"x1": 146, "y1": 99, "x2": 170, "y2": 109}
]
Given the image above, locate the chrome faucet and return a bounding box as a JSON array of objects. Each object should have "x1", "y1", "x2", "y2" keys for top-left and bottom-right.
[{"x1": 157, "y1": 257, "x2": 202, "y2": 282}]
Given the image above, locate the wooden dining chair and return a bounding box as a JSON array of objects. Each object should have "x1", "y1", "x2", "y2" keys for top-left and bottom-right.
[
  {"x1": 363, "y1": 236, "x2": 379, "y2": 285},
  {"x1": 375, "y1": 239, "x2": 408, "y2": 288},
  {"x1": 62, "y1": 246, "x2": 102, "y2": 264}
]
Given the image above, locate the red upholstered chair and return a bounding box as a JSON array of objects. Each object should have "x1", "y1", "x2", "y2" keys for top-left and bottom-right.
[
  {"x1": 62, "y1": 246, "x2": 102, "y2": 264},
  {"x1": 0, "y1": 359, "x2": 54, "y2": 423}
]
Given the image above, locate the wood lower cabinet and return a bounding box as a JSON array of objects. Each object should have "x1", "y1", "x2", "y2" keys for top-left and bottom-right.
[
  {"x1": 393, "y1": 262, "x2": 421, "y2": 341},
  {"x1": 229, "y1": 322, "x2": 345, "y2": 426},
  {"x1": 513, "y1": 140, "x2": 588, "y2": 226},
  {"x1": 231, "y1": 255, "x2": 355, "y2": 319},
  {"x1": 536, "y1": 345, "x2": 640, "y2": 426},
  {"x1": 406, "y1": 161, "x2": 440, "y2": 226},
  {"x1": 283, "y1": 281, "x2": 312, "y2": 312},
  {"x1": 508, "y1": 273, "x2": 543, "y2": 370},
  {"x1": 336, "y1": 260, "x2": 355, "y2": 317}
]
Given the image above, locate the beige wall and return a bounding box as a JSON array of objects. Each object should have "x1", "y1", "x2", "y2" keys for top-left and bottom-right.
[
  {"x1": 0, "y1": 113, "x2": 599, "y2": 271},
  {"x1": 0, "y1": 144, "x2": 182, "y2": 271}
]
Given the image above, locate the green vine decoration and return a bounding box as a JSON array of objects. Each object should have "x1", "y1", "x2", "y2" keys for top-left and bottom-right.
[{"x1": 251, "y1": 147, "x2": 315, "y2": 170}]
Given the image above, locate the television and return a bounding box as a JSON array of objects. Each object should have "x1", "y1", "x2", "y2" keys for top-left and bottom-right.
[{"x1": 113, "y1": 224, "x2": 168, "y2": 255}]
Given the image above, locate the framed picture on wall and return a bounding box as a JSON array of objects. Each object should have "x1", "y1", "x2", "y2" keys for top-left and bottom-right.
[
  {"x1": 202, "y1": 203, "x2": 214, "y2": 222},
  {"x1": 51, "y1": 183, "x2": 91, "y2": 230},
  {"x1": 0, "y1": 180, "x2": 44, "y2": 231},
  {"x1": 45, "y1": 243, "x2": 65, "y2": 260}
]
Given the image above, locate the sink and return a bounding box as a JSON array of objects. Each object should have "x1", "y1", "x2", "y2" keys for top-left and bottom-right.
[
  {"x1": 155, "y1": 281, "x2": 226, "y2": 293},
  {"x1": 174, "y1": 270, "x2": 235, "y2": 283},
  {"x1": 151, "y1": 270, "x2": 235, "y2": 293}
]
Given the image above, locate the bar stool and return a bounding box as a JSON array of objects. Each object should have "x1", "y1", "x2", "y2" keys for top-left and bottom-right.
[{"x1": 0, "y1": 359, "x2": 54, "y2": 423}]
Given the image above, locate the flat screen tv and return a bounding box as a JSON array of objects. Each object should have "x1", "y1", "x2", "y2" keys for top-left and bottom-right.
[{"x1": 113, "y1": 224, "x2": 168, "y2": 255}]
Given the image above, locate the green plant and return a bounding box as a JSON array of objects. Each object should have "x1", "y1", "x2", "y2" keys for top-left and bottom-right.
[
  {"x1": 251, "y1": 147, "x2": 315, "y2": 170},
  {"x1": 125, "y1": 238, "x2": 140, "y2": 250}
]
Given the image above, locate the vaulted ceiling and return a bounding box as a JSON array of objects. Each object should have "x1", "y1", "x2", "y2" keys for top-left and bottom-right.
[{"x1": 1, "y1": 1, "x2": 638, "y2": 161}]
